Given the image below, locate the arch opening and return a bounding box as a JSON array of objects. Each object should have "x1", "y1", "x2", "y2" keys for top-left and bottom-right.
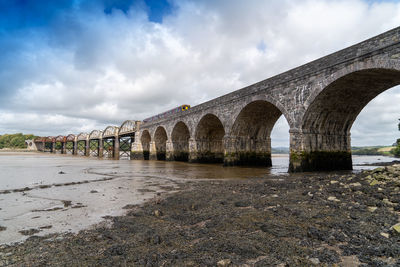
[
  {"x1": 89, "y1": 140, "x2": 100, "y2": 157},
  {"x1": 77, "y1": 140, "x2": 86, "y2": 156},
  {"x1": 141, "y1": 130, "x2": 151, "y2": 160},
  {"x1": 294, "y1": 68, "x2": 400, "y2": 172},
  {"x1": 195, "y1": 114, "x2": 225, "y2": 163},
  {"x1": 65, "y1": 141, "x2": 74, "y2": 154},
  {"x1": 228, "y1": 100, "x2": 283, "y2": 166},
  {"x1": 154, "y1": 127, "x2": 168, "y2": 160},
  {"x1": 55, "y1": 141, "x2": 63, "y2": 153},
  {"x1": 171, "y1": 121, "x2": 190, "y2": 162}
]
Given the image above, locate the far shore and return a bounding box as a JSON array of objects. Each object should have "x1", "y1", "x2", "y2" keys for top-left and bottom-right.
[{"x1": 0, "y1": 149, "x2": 35, "y2": 153}]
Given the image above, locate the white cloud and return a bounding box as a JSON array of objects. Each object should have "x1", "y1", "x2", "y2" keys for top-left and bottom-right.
[{"x1": 0, "y1": 0, "x2": 399, "y2": 146}]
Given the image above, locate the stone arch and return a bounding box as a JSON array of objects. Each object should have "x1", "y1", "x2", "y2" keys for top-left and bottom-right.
[
  {"x1": 227, "y1": 100, "x2": 283, "y2": 166},
  {"x1": 294, "y1": 68, "x2": 400, "y2": 172},
  {"x1": 171, "y1": 121, "x2": 190, "y2": 162},
  {"x1": 140, "y1": 130, "x2": 151, "y2": 160},
  {"x1": 195, "y1": 114, "x2": 225, "y2": 163},
  {"x1": 154, "y1": 126, "x2": 168, "y2": 160}
]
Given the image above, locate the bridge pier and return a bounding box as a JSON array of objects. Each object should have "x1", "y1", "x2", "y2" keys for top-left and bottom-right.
[
  {"x1": 114, "y1": 137, "x2": 120, "y2": 160},
  {"x1": 289, "y1": 130, "x2": 352, "y2": 172},
  {"x1": 188, "y1": 138, "x2": 197, "y2": 162},
  {"x1": 131, "y1": 140, "x2": 144, "y2": 160},
  {"x1": 73, "y1": 140, "x2": 78, "y2": 155},
  {"x1": 62, "y1": 142, "x2": 66, "y2": 154},
  {"x1": 85, "y1": 140, "x2": 90, "y2": 157},
  {"x1": 166, "y1": 140, "x2": 174, "y2": 161},
  {"x1": 98, "y1": 138, "x2": 103, "y2": 158},
  {"x1": 149, "y1": 141, "x2": 157, "y2": 160},
  {"x1": 223, "y1": 135, "x2": 272, "y2": 167}
]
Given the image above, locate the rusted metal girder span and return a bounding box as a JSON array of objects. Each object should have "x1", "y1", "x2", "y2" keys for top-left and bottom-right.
[
  {"x1": 35, "y1": 121, "x2": 140, "y2": 161},
  {"x1": 34, "y1": 27, "x2": 400, "y2": 172}
]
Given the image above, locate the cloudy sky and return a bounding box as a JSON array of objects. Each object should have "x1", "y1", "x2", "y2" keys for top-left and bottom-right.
[{"x1": 0, "y1": 0, "x2": 399, "y2": 147}]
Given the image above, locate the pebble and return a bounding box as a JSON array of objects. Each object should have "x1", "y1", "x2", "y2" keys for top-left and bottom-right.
[
  {"x1": 349, "y1": 182, "x2": 361, "y2": 187},
  {"x1": 369, "y1": 180, "x2": 379, "y2": 186},
  {"x1": 154, "y1": 210, "x2": 162, "y2": 217},
  {"x1": 368, "y1": 206, "x2": 378, "y2": 212},
  {"x1": 309, "y1": 258, "x2": 320, "y2": 265},
  {"x1": 392, "y1": 223, "x2": 400, "y2": 233},
  {"x1": 380, "y1": 232, "x2": 390, "y2": 238},
  {"x1": 217, "y1": 259, "x2": 231, "y2": 267},
  {"x1": 328, "y1": 196, "x2": 340, "y2": 202}
]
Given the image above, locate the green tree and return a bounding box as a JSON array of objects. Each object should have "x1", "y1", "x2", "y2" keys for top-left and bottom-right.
[
  {"x1": 393, "y1": 119, "x2": 400, "y2": 157},
  {"x1": 0, "y1": 133, "x2": 39, "y2": 149}
]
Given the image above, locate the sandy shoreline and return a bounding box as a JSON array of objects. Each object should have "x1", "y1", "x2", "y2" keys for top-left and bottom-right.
[{"x1": 1, "y1": 164, "x2": 400, "y2": 266}]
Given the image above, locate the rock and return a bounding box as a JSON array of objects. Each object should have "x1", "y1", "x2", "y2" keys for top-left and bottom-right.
[
  {"x1": 330, "y1": 180, "x2": 338, "y2": 184},
  {"x1": 19, "y1": 228, "x2": 41, "y2": 236},
  {"x1": 234, "y1": 201, "x2": 250, "y2": 207},
  {"x1": 368, "y1": 206, "x2": 378, "y2": 212},
  {"x1": 380, "y1": 232, "x2": 389, "y2": 238},
  {"x1": 349, "y1": 182, "x2": 361, "y2": 187},
  {"x1": 370, "y1": 180, "x2": 379, "y2": 186},
  {"x1": 62, "y1": 200, "x2": 72, "y2": 207},
  {"x1": 328, "y1": 196, "x2": 340, "y2": 202},
  {"x1": 154, "y1": 210, "x2": 162, "y2": 217},
  {"x1": 309, "y1": 258, "x2": 320, "y2": 265},
  {"x1": 383, "y1": 198, "x2": 395, "y2": 206},
  {"x1": 392, "y1": 223, "x2": 400, "y2": 233},
  {"x1": 90, "y1": 190, "x2": 98, "y2": 193},
  {"x1": 217, "y1": 259, "x2": 231, "y2": 267},
  {"x1": 372, "y1": 167, "x2": 384, "y2": 173}
]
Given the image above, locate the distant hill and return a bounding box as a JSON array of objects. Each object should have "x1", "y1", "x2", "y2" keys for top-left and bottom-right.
[
  {"x1": 271, "y1": 147, "x2": 289, "y2": 154},
  {"x1": 351, "y1": 146, "x2": 396, "y2": 156}
]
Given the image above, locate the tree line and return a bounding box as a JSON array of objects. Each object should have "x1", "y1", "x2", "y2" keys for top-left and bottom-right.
[
  {"x1": 394, "y1": 119, "x2": 400, "y2": 157},
  {"x1": 0, "y1": 133, "x2": 38, "y2": 149}
]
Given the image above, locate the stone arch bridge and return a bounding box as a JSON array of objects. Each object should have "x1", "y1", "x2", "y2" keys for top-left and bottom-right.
[{"x1": 35, "y1": 27, "x2": 400, "y2": 172}]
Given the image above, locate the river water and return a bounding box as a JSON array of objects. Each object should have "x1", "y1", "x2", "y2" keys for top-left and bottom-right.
[{"x1": 0, "y1": 152, "x2": 397, "y2": 244}]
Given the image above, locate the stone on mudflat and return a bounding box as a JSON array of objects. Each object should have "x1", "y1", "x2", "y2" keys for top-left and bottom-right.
[
  {"x1": 370, "y1": 180, "x2": 379, "y2": 186},
  {"x1": 328, "y1": 196, "x2": 340, "y2": 202},
  {"x1": 383, "y1": 198, "x2": 395, "y2": 206},
  {"x1": 380, "y1": 232, "x2": 390, "y2": 238},
  {"x1": 217, "y1": 259, "x2": 231, "y2": 267},
  {"x1": 154, "y1": 210, "x2": 162, "y2": 217},
  {"x1": 392, "y1": 223, "x2": 400, "y2": 233},
  {"x1": 372, "y1": 167, "x2": 384, "y2": 174},
  {"x1": 367, "y1": 206, "x2": 377, "y2": 212},
  {"x1": 309, "y1": 258, "x2": 320, "y2": 265}
]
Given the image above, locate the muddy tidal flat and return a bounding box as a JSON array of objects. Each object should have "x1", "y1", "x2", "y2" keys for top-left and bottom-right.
[{"x1": 1, "y1": 156, "x2": 400, "y2": 266}]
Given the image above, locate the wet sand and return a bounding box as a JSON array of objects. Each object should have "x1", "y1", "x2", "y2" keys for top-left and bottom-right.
[{"x1": 1, "y1": 156, "x2": 400, "y2": 266}]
